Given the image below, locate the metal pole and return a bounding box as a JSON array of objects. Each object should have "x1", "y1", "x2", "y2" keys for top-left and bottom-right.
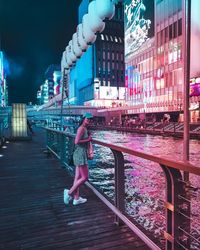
[{"x1": 183, "y1": 0, "x2": 191, "y2": 181}]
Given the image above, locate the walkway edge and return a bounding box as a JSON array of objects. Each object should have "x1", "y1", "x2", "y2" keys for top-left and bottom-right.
[{"x1": 85, "y1": 181, "x2": 161, "y2": 250}]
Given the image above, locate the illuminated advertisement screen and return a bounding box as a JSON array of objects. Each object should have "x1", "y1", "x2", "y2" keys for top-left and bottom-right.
[
  {"x1": 125, "y1": 0, "x2": 154, "y2": 58},
  {"x1": 99, "y1": 86, "x2": 118, "y2": 99},
  {"x1": 190, "y1": 77, "x2": 200, "y2": 97},
  {"x1": 190, "y1": 0, "x2": 200, "y2": 78}
]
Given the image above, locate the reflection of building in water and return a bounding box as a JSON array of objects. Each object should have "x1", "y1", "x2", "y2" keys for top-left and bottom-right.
[{"x1": 125, "y1": 0, "x2": 200, "y2": 123}]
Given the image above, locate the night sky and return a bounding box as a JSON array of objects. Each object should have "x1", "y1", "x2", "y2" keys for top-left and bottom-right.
[{"x1": 1, "y1": 0, "x2": 81, "y2": 105}]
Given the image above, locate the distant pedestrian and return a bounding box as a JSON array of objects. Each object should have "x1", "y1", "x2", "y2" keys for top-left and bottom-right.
[
  {"x1": 27, "y1": 119, "x2": 34, "y2": 135},
  {"x1": 63, "y1": 112, "x2": 93, "y2": 206}
]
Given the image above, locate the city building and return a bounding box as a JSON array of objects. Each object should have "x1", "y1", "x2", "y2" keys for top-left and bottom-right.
[
  {"x1": 0, "y1": 51, "x2": 8, "y2": 107},
  {"x1": 68, "y1": 0, "x2": 125, "y2": 107},
  {"x1": 37, "y1": 64, "x2": 61, "y2": 105},
  {"x1": 124, "y1": 0, "x2": 200, "y2": 122}
]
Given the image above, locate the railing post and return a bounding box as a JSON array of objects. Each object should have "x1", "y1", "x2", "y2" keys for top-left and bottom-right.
[
  {"x1": 161, "y1": 164, "x2": 190, "y2": 250},
  {"x1": 46, "y1": 129, "x2": 52, "y2": 148},
  {"x1": 60, "y1": 133, "x2": 66, "y2": 163},
  {"x1": 65, "y1": 135, "x2": 75, "y2": 166},
  {"x1": 111, "y1": 149, "x2": 125, "y2": 225}
]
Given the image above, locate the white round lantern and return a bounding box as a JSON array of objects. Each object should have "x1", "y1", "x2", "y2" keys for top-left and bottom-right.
[
  {"x1": 82, "y1": 14, "x2": 97, "y2": 44},
  {"x1": 77, "y1": 24, "x2": 88, "y2": 52},
  {"x1": 61, "y1": 52, "x2": 65, "y2": 71},
  {"x1": 61, "y1": 51, "x2": 69, "y2": 70},
  {"x1": 72, "y1": 32, "x2": 83, "y2": 58},
  {"x1": 68, "y1": 40, "x2": 77, "y2": 63},
  {"x1": 65, "y1": 46, "x2": 73, "y2": 66},
  {"x1": 95, "y1": 0, "x2": 115, "y2": 20},
  {"x1": 88, "y1": 1, "x2": 105, "y2": 33}
]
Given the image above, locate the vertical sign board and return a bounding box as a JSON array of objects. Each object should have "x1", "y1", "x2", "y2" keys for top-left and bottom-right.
[
  {"x1": 12, "y1": 103, "x2": 28, "y2": 138},
  {"x1": 190, "y1": 0, "x2": 200, "y2": 78}
]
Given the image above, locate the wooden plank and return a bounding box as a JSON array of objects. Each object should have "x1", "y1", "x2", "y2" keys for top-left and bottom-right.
[{"x1": 0, "y1": 128, "x2": 150, "y2": 250}]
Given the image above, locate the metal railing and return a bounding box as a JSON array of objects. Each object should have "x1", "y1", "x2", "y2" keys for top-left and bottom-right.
[{"x1": 45, "y1": 127, "x2": 200, "y2": 250}]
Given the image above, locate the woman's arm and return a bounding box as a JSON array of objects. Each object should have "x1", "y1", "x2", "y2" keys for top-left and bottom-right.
[{"x1": 75, "y1": 127, "x2": 91, "y2": 144}]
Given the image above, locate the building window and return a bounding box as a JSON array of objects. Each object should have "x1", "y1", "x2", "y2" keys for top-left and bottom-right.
[
  {"x1": 103, "y1": 61, "x2": 105, "y2": 71},
  {"x1": 108, "y1": 61, "x2": 110, "y2": 72},
  {"x1": 169, "y1": 24, "x2": 173, "y2": 40},
  {"x1": 173, "y1": 21, "x2": 178, "y2": 39},
  {"x1": 178, "y1": 19, "x2": 182, "y2": 36},
  {"x1": 112, "y1": 52, "x2": 115, "y2": 60},
  {"x1": 103, "y1": 51, "x2": 105, "y2": 60},
  {"x1": 116, "y1": 53, "x2": 119, "y2": 60},
  {"x1": 101, "y1": 34, "x2": 104, "y2": 40},
  {"x1": 165, "y1": 27, "x2": 168, "y2": 43}
]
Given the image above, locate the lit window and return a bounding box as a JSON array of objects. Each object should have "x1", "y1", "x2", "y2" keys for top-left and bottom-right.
[
  {"x1": 110, "y1": 36, "x2": 113, "y2": 42},
  {"x1": 105, "y1": 35, "x2": 109, "y2": 41},
  {"x1": 101, "y1": 34, "x2": 104, "y2": 40},
  {"x1": 114, "y1": 36, "x2": 118, "y2": 42}
]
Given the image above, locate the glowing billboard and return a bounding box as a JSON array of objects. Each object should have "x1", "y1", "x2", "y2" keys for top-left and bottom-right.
[
  {"x1": 190, "y1": 0, "x2": 200, "y2": 78},
  {"x1": 190, "y1": 77, "x2": 200, "y2": 97},
  {"x1": 99, "y1": 86, "x2": 118, "y2": 99},
  {"x1": 124, "y1": 0, "x2": 154, "y2": 58}
]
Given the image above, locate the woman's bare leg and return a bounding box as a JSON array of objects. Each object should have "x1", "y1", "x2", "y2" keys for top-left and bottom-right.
[
  {"x1": 73, "y1": 167, "x2": 80, "y2": 199},
  {"x1": 68, "y1": 165, "x2": 88, "y2": 198}
]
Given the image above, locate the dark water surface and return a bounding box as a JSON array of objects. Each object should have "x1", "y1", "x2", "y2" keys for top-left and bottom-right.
[{"x1": 89, "y1": 130, "x2": 200, "y2": 249}]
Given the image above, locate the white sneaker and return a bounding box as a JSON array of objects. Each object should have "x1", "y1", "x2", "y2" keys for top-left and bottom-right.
[
  {"x1": 63, "y1": 189, "x2": 72, "y2": 205},
  {"x1": 73, "y1": 197, "x2": 87, "y2": 206}
]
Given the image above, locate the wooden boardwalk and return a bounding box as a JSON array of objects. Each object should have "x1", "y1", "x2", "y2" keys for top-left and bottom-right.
[{"x1": 0, "y1": 129, "x2": 150, "y2": 250}]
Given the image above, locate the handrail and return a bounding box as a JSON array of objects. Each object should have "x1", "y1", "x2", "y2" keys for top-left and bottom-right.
[
  {"x1": 44, "y1": 127, "x2": 200, "y2": 174},
  {"x1": 92, "y1": 139, "x2": 200, "y2": 175},
  {"x1": 45, "y1": 127, "x2": 200, "y2": 250}
]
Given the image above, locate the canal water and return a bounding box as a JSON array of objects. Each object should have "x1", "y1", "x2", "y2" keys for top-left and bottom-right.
[{"x1": 89, "y1": 130, "x2": 200, "y2": 248}]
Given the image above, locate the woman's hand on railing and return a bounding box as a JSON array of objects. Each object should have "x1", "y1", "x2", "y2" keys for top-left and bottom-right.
[{"x1": 87, "y1": 136, "x2": 92, "y2": 142}]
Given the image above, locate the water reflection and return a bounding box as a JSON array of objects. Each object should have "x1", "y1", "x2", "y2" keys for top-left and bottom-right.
[{"x1": 89, "y1": 130, "x2": 200, "y2": 248}]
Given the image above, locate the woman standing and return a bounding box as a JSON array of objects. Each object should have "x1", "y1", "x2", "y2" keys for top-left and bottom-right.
[{"x1": 64, "y1": 112, "x2": 93, "y2": 206}]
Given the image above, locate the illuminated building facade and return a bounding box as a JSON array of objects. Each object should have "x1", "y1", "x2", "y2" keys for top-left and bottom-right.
[
  {"x1": 37, "y1": 65, "x2": 61, "y2": 105},
  {"x1": 37, "y1": 80, "x2": 49, "y2": 105},
  {"x1": 125, "y1": 0, "x2": 200, "y2": 122},
  {"x1": 69, "y1": 0, "x2": 125, "y2": 107},
  {"x1": 0, "y1": 51, "x2": 8, "y2": 107}
]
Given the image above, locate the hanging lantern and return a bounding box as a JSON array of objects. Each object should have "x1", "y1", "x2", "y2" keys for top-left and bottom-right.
[
  {"x1": 68, "y1": 40, "x2": 77, "y2": 63},
  {"x1": 77, "y1": 24, "x2": 88, "y2": 52},
  {"x1": 95, "y1": 0, "x2": 115, "y2": 20},
  {"x1": 61, "y1": 52, "x2": 66, "y2": 72},
  {"x1": 72, "y1": 33, "x2": 83, "y2": 58},
  {"x1": 88, "y1": 1, "x2": 105, "y2": 33},
  {"x1": 61, "y1": 51, "x2": 69, "y2": 70},
  {"x1": 65, "y1": 46, "x2": 73, "y2": 66},
  {"x1": 82, "y1": 14, "x2": 97, "y2": 44}
]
